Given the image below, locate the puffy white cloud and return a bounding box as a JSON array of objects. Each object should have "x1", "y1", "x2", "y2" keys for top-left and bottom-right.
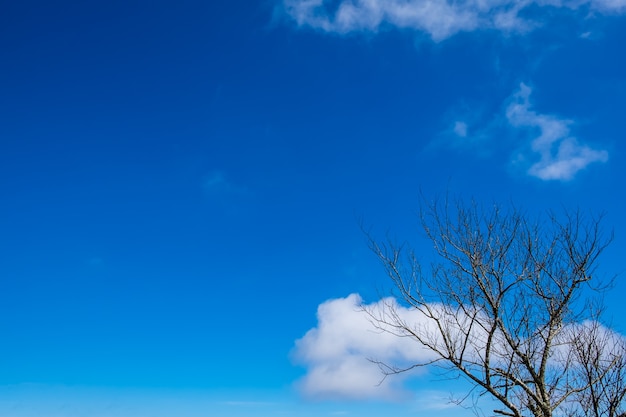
[
  {"x1": 293, "y1": 294, "x2": 506, "y2": 401},
  {"x1": 294, "y1": 294, "x2": 626, "y2": 403},
  {"x1": 293, "y1": 294, "x2": 437, "y2": 400},
  {"x1": 506, "y1": 83, "x2": 608, "y2": 180},
  {"x1": 282, "y1": 0, "x2": 626, "y2": 41}
]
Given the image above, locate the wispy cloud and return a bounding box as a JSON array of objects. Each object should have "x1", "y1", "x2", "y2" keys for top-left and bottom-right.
[
  {"x1": 591, "y1": 0, "x2": 626, "y2": 13},
  {"x1": 433, "y1": 100, "x2": 506, "y2": 158},
  {"x1": 203, "y1": 170, "x2": 250, "y2": 197},
  {"x1": 438, "y1": 84, "x2": 608, "y2": 180},
  {"x1": 282, "y1": 0, "x2": 626, "y2": 41},
  {"x1": 506, "y1": 83, "x2": 608, "y2": 180},
  {"x1": 416, "y1": 393, "x2": 461, "y2": 410},
  {"x1": 453, "y1": 121, "x2": 468, "y2": 138},
  {"x1": 204, "y1": 171, "x2": 238, "y2": 193}
]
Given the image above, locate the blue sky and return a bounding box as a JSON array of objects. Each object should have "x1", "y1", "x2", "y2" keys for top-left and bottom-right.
[{"x1": 1, "y1": 0, "x2": 625, "y2": 415}]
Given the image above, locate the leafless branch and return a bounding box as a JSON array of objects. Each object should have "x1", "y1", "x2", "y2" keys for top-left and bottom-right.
[{"x1": 366, "y1": 197, "x2": 620, "y2": 417}]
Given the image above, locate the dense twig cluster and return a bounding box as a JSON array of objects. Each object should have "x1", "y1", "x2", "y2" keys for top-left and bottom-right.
[{"x1": 367, "y1": 199, "x2": 624, "y2": 417}]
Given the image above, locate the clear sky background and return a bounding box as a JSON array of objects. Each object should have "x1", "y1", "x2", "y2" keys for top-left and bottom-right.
[{"x1": 1, "y1": 1, "x2": 626, "y2": 416}]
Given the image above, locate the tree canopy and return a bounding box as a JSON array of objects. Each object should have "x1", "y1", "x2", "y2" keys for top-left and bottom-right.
[{"x1": 368, "y1": 199, "x2": 625, "y2": 417}]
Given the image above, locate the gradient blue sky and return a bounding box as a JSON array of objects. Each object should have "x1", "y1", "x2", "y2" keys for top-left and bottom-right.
[{"x1": 1, "y1": 1, "x2": 626, "y2": 416}]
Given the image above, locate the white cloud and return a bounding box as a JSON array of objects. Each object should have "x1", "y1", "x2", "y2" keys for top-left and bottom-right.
[
  {"x1": 506, "y1": 83, "x2": 608, "y2": 180},
  {"x1": 438, "y1": 84, "x2": 608, "y2": 179},
  {"x1": 293, "y1": 294, "x2": 454, "y2": 400},
  {"x1": 282, "y1": 0, "x2": 626, "y2": 41},
  {"x1": 295, "y1": 294, "x2": 626, "y2": 403},
  {"x1": 293, "y1": 294, "x2": 502, "y2": 401}
]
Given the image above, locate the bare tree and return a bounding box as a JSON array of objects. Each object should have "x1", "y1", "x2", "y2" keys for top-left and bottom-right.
[{"x1": 367, "y1": 198, "x2": 624, "y2": 417}]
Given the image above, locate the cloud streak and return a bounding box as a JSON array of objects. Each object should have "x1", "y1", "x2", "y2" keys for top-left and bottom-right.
[
  {"x1": 443, "y1": 84, "x2": 608, "y2": 180},
  {"x1": 282, "y1": 0, "x2": 626, "y2": 41},
  {"x1": 506, "y1": 83, "x2": 608, "y2": 180},
  {"x1": 203, "y1": 170, "x2": 252, "y2": 200}
]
